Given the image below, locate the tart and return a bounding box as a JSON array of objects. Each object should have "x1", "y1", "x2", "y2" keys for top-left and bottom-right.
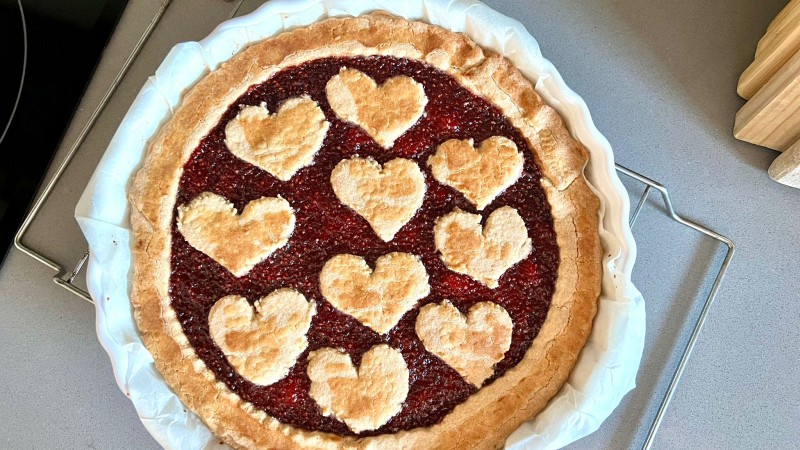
[{"x1": 129, "y1": 12, "x2": 601, "y2": 450}]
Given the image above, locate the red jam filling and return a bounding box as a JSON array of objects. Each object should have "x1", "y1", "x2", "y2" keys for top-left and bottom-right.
[{"x1": 170, "y1": 56, "x2": 559, "y2": 436}]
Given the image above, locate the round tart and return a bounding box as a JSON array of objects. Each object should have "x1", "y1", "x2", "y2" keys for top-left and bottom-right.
[{"x1": 129, "y1": 12, "x2": 602, "y2": 450}]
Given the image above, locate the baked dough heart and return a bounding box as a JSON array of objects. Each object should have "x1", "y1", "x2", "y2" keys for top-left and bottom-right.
[
  {"x1": 208, "y1": 290, "x2": 315, "y2": 386},
  {"x1": 177, "y1": 192, "x2": 295, "y2": 277},
  {"x1": 326, "y1": 68, "x2": 428, "y2": 148},
  {"x1": 428, "y1": 136, "x2": 524, "y2": 210},
  {"x1": 434, "y1": 206, "x2": 532, "y2": 288},
  {"x1": 307, "y1": 345, "x2": 409, "y2": 433},
  {"x1": 416, "y1": 300, "x2": 513, "y2": 387},
  {"x1": 320, "y1": 253, "x2": 429, "y2": 334},
  {"x1": 331, "y1": 157, "x2": 425, "y2": 242},
  {"x1": 225, "y1": 96, "x2": 329, "y2": 181}
]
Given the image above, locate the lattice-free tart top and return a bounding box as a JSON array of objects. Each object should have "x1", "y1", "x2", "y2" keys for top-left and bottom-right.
[{"x1": 129, "y1": 12, "x2": 601, "y2": 450}]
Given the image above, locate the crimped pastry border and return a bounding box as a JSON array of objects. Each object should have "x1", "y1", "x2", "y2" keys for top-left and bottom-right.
[{"x1": 129, "y1": 13, "x2": 602, "y2": 450}]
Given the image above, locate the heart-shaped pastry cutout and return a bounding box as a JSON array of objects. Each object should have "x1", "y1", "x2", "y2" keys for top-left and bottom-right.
[
  {"x1": 416, "y1": 300, "x2": 513, "y2": 387},
  {"x1": 320, "y1": 252, "x2": 429, "y2": 334},
  {"x1": 331, "y1": 157, "x2": 425, "y2": 242},
  {"x1": 428, "y1": 136, "x2": 524, "y2": 210},
  {"x1": 208, "y1": 290, "x2": 315, "y2": 386},
  {"x1": 434, "y1": 206, "x2": 532, "y2": 288},
  {"x1": 177, "y1": 192, "x2": 295, "y2": 277},
  {"x1": 307, "y1": 345, "x2": 409, "y2": 433},
  {"x1": 326, "y1": 68, "x2": 428, "y2": 148},
  {"x1": 225, "y1": 96, "x2": 329, "y2": 181}
]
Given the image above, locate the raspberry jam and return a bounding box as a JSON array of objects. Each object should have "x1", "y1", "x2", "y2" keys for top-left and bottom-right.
[{"x1": 170, "y1": 56, "x2": 559, "y2": 435}]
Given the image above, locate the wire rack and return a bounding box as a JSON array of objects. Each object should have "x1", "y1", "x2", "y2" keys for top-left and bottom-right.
[{"x1": 13, "y1": 1, "x2": 735, "y2": 448}]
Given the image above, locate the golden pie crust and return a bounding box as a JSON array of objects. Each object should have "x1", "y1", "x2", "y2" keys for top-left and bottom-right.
[
  {"x1": 224, "y1": 96, "x2": 330, "y2": 181},
  {"x1": 319, "y1": 252, "x2": 430, "y2": 335},
  {"x1": 129, "y1": 12, "x2": 602, "y2": 450},
  {"x1": 326, "y1": 68, "x2": 428, "y2": 149},
  {"x1": 416, "y1": 300, "x2": 514, "y2": 387},
  {"x1": 330, "y1": 157, "x2": 427, "y2": 242},
  {"x1": 428, "y1": 137, "x2": 524, "y2": 211},
  {"x1": 307, "y1": 344, "x2": 410, "y2": 434},
  {"x1": 433, "y1": 206, "x2": 533, "y2": 289},
  {"x1": 176, "y1": 192, "x2": 295, "y2": 277},
  {"x1": 208, "y1": 290, "x2": 316, "y2": 386}
]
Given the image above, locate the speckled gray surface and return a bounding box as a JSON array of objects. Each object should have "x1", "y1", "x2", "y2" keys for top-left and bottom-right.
[{"x1": 1, "y1": 0, "x2": 798, "y2": 449}]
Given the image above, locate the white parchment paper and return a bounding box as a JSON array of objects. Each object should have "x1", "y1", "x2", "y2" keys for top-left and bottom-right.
[{"x1": 75, "y1": 1, "x2": 645, "y2": 448}]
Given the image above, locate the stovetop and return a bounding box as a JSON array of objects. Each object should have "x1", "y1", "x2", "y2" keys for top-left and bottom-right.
[{"x1": 0, "y1": 0, "x2": 128, "y2": 261}]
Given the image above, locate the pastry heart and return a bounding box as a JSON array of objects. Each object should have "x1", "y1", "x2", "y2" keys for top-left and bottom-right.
[
  {"x1": 225, "y1": 96, "x2": 329, "y2": 181},
  {"x1": 434, "y1": 206, "x2": 532, "y2": 288},
  {"x1": 177, "y1": 192, "x2": 295, "y2": 277},
  {"x1": 208, "y1": 290, "x2": 315, "y2": 386},
  {"x1": 331, "y1": 157, "x2": 425, "y2": 242},
  {"x1": 326, "y1": 68, "x2": 427, "y2": 148},
  {"x1": 416, "y1": 300, "x2": 513, "y2": 387},
  {"x1": 307, "y1": 345, "x2": 409, "y2": 433},
  {"x1": 319, "y1": 253, "x2": 429, "y2": 334},
  {"x1": 428, "y1": 136, "x2": 524, "y2": 210}
]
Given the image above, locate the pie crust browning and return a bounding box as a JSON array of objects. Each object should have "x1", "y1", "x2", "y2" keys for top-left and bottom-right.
[
  {"x1": 416, "y1": 300, "x2": 513, "y2": 387},
  {"x1": 129, "y1": 13, "x2": 602, "y2": 450},
  {"x1": 319, "y1": 253, "x2": 430, "y2": 334},
  {"x1": 428, "y1": 136, "x2": 524, "y2": 210},
  {"x1": 176, "y1": 192, "x2": 295, "y2": 277},
  {"x1": 224, "y1": 96, "x2": 329, "y2": 181},
  {"x1": 326, "y1": 68, "x2": 428, "y2": 148},
  {"x1": 307, "y1": 345, "x2": 410, "y2": 433},
  {"x1": 433, "y1": 206, "x2": 532, "y2": 288},
  {"x1": 208, "y1": 290, "x2": 316, "y2": 386},
  {"x1": 330, "y1": 157, "x2": 426, "y2": 242}
]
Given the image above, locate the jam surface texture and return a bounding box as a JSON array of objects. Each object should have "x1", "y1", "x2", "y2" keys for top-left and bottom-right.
[{"x1": 170, "y1": 56, "x2": 560, "y2": 436}]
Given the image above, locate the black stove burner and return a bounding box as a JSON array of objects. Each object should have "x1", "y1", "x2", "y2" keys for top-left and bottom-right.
[{"x1": 0, "y1": 0, "x2": 128, "y2": 262}]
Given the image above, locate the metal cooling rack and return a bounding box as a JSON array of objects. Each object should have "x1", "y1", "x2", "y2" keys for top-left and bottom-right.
[
  {"x1": 616, "y1": 166, "x2": 735, "y2": 450},
  {"x1": 13, "y1": 1, "x2": 735, "y2": 448}
]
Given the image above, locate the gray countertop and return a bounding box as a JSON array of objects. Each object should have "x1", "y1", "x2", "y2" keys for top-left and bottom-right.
[{"x1": 1, "y1": 0, "x2": 798, "y2": 448}]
